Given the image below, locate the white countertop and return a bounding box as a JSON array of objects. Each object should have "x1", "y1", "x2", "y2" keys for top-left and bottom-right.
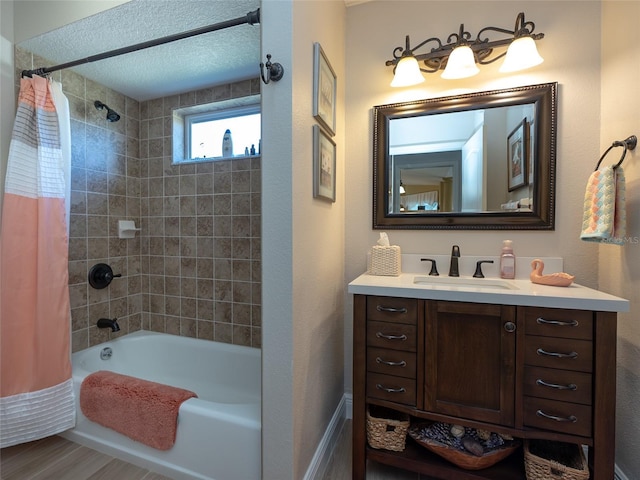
[{"x1": 348, "y1": 255, "x2": 629, "y2": 312}]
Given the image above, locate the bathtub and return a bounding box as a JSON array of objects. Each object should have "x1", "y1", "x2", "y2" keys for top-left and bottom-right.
[{"x1": 61, "y1": 330, "x2": 261, "y2": 480}]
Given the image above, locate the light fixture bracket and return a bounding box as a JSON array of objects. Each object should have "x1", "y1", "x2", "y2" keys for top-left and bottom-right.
[{"x1": 386, "y1": 12, "x2": 544, "y2": 74}]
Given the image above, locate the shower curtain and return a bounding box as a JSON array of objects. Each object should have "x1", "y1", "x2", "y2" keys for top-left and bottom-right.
[{"x1": 0, "y1": 75, "x2": 75, "y2": 447}]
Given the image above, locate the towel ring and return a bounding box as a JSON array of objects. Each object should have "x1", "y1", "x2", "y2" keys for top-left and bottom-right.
[{"x1": 594, "y1": 135, "x2": 637, "y2": 171}]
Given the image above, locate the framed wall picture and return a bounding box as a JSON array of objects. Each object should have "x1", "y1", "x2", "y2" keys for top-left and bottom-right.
[
  {"x1": 507, "y1": 118, "x2": 528, "y2": 191},
  {"x1": 313, "y1": 125, "x2": 336, "y2": 202},
  {"x1": 313, "y1": 42, "x2": 337, "y2": 136}
]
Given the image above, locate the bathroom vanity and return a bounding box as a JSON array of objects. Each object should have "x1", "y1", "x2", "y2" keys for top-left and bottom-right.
[{"x1": 348, "y1": 256, "x2": 628, "y2": 480}]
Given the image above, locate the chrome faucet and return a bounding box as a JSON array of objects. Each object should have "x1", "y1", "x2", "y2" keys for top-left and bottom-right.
[
  {"x1": 449, "y1": 245, "x2": 460, "y2": 277},
  {"x1": 97, "y1": 317, "x2": 120, "y2": 332}
]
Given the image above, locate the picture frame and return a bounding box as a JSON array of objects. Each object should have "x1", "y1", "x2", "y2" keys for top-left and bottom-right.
[
  {"x1": 313, "y1": 42, "x2": 337, "y2": 136},
  {"x1": 313, "y1": 125, "x2": 336, "y2": 202},
  {"x1": 507, "y1": 118, "x2": 528, "y2": 191}
]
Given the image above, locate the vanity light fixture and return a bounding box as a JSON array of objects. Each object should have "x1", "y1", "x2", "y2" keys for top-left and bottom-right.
[{"x1": 387, "y1": 12, "x2": 544, "y2": 86}]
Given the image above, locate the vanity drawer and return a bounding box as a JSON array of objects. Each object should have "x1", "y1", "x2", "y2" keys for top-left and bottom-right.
[
  {"x1": 523, "y1": 307, "x2": 592, "y2": 340},
  {"x1": 367, "y1": 347, "x2": 416, "y2": 379},
  {"x1": 367, "y1": 372, "x2": 416, "y2": 406},
  {"x1": 367, "y1": 296, "x2": 417, "y2": 325},
  {"x1": 523, "y1": 397, "x2": 592, "y2": 437},
  {"x1": 524, "y1": 336, "x2": 593, "y2": 373},
  {"x1": 524, "y1": 366, "x2": 592, "y2": 405},
  {"x1": 367, "y1": 321, "x2": 417, "y2": 352}
]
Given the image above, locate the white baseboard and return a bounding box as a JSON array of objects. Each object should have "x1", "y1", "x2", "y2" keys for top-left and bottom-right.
[
  {"x1": 303, "y1": 393, "x2": 352, "y2": 480},
  {"x1": 615, "y1": 464, "x2": 629, "y2": 480}
]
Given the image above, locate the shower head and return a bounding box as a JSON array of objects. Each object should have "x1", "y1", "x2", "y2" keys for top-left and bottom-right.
[{"x1": 94, "y1": 100, "x2": 121, "y2": 122}]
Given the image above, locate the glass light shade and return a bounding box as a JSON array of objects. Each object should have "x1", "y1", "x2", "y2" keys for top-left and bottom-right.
[
  {"x1": 390, "y1": 55, "x2": 425, "y2": 87},
  {"x1": 441, "y1": 45, "x2": 480, "y2": 79},
  {"x1": 399, "y1": 183, "x2": 406, "y2": 194},
  {"x1": 499, "y1": 36, "x2": 544, "y2": 73}
]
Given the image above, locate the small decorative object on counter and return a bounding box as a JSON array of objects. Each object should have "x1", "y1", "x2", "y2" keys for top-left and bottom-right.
[
  {"x1": 222, "y1": 129, "x2": 233, "y2": 157},
  {"x1": 250, "y1": 144, "x2": 256, "y2": 155},
  {"x1": 366, "y1": 405, "x2": 409, "y2": 452},
  {"x1": 500, "y1": 239, "x2": 516, "y2": 279},
  {"x1": 530, "y1": 258, "x2": 575, "y2": 287},
  {"x1": 408, "y1": 422, "x2": 521, "y2": 470},
  {"x1": 524, "y1": 439, "x2": 589, "y2": 480},
  {"x1": 368, "y1": 232, "x2": 401, "y2": 276}
]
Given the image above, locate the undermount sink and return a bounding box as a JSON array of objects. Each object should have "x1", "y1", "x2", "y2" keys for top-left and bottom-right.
[{"x1": 413, "y1": 275, "x2": 519, "y2": 291}]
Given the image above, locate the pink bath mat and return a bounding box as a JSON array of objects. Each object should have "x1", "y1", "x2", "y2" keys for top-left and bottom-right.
[{"x1": 80, "y1": 370, "x2": 197, "y2": 450}]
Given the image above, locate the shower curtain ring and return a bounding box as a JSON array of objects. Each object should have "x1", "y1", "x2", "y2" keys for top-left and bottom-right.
[{"x1": 260, "y1": 54, "x2": 284, "y2": 84}]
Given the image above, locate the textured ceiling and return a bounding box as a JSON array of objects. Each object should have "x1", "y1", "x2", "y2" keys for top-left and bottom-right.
[{"x1": 19, "y1": 0, "x2": 261, "y2": 101}]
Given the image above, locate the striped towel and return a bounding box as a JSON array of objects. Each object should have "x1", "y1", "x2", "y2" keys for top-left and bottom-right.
[{"x1": 580, "y1": 166, "x2": 626, "y2": 245}]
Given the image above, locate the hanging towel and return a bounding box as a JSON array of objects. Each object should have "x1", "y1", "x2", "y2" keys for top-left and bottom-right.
[
  {"x1": 80, "y1": 371, "x2": 197, "y2": 450},
  {"x1": 0, "y1": 76, "x2": 74, "y2": 448},
  {"x1": 580, "y1": 165, "x2": 626, "y2": 245}
]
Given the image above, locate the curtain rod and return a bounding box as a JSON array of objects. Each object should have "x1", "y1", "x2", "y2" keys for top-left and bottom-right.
[{"x1": 21, "y1": 8, "x2": 260, "y2": 78}]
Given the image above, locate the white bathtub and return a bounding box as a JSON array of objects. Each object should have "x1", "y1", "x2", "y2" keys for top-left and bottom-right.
[{"x1": 61, "y1": 330, "x2": 261, "y2": 480}]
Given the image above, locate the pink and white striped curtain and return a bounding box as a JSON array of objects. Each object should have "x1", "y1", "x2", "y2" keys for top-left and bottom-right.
[{"x1": 0, "y1": 75, "x2": 75, "y2": 447}]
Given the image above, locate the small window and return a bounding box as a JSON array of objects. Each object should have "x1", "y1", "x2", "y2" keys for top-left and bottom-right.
[{"x1": 185, "y1": 105, "x2": 261, "y2": 161}]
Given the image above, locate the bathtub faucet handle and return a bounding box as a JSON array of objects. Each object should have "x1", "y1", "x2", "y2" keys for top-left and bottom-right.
[
  {"x1": 88, "y1": 263, "x2": 121, "y2": 289},
  {"x1": 97, "y1": 317, "x2": 120, "y2": 332}
]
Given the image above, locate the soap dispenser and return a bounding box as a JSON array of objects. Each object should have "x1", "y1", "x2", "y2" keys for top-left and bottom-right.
[{"x1": 500, "y1": 240, "x2": 516, "y2": 279}]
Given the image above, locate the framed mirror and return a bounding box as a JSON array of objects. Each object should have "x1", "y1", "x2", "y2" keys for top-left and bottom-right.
[{"x1": 373, "y1": 82, "x2": 557, "y2": 229}]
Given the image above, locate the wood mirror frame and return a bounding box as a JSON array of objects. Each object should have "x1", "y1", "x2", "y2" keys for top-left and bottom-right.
[{"x1": 373, "y1": 82, "x2": 557, "y2": 230}]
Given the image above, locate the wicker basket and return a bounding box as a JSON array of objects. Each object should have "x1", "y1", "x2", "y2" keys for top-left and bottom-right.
[
  {"x1": 368, "y1": 245, "x2": 401, "y2": 276},
  {"x1": 524, "y1": 440, "x2": 589, "y2": 480},
  {"x1": 366, "y1": 405, "x2": 409, "y2": 451}
]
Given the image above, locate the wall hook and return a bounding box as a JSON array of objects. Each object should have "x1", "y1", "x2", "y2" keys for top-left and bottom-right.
[{"x1": 260, "y1": 54, "x2": 284, "y2": 84}]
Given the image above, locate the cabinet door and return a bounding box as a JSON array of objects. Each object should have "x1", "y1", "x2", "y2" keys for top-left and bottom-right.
[{"x1": 424, "y1": 301, "x2": 516, "y2": 426}]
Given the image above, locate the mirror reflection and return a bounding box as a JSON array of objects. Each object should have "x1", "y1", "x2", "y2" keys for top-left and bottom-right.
[
  {"x1": 373, "y1": 83, "x2": 557, "y2": 229},
  {"x1": 390, "y1": 104, "x2": 535, "y2": 214}
]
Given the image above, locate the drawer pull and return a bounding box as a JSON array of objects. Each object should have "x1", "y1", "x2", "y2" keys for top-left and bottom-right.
[
  {"x1": 536, "y1": 379, "x2": 578, "y2": 391},
  {"x1": 536, "y1": 409, "x2": 578, "y2": 423},
  {"x1": 536, "y1": 317, "x2": 579, "y2": 327},
  {"x1": 376, "y1": 332, "x2": 408, "y2": 341},
  {"x1": 376, "y1": 383, "x2": 406, "y2": 394},
  {"x1": 537, "y1": 348, "x2": 578, "y2": 359},
  {"x1": 376, "y1": 305, "x2": 408, "y2": 314},
  {"x1": 376, "y1": 357, "x2": 407, "y2": 368}
]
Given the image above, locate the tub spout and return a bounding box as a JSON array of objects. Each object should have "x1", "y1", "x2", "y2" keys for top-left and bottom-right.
[{"x1": 97, "y1": 317, "x2": 120, "y2": 332}]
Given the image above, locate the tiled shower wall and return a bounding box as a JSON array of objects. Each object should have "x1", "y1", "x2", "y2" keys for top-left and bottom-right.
[
  {"x1": 139, "y1": 81, "x2": 262, "y2": 348},
  {"x1": 14, "y1": 48, "x2": 261, "y2": 351}
]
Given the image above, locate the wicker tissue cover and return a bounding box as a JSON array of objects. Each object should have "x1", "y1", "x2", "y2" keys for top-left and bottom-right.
[
  {"x1": 366, "y1": 406, "x2": 409, "y2": 452},
  {"x1": 369, "y1": 245, "x2": 401, "y2": 276},
  {"x1": 524, "y1": 440, "x2": 589, "y2": 480},
  {"x1": 408, "y1": 422, "x2": 521, "y2": 470}
]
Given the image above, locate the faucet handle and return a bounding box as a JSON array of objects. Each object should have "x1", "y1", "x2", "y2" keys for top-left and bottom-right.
[
  {"x1": 421, "y1": 258, "x2": 439, "y2": 276},
  {"x1": 473, "y1": 260, "x2": 494, "y2": 278}
]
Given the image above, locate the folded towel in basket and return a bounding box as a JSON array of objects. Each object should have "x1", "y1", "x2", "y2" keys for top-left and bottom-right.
[
  {"x1": 580, "y1": 166, "x2": 626, "y2": 245},
  {"x1": 80, "y1": 370, "x2": 197, "y2": 450}
]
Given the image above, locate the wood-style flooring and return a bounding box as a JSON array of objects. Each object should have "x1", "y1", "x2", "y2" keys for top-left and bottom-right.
[
  {"x1": 0, "y1": 435, "x2": 172, "y2": 480},
  {"x1": 1, "y1": 420, "x2": 421, "y2": 480}
]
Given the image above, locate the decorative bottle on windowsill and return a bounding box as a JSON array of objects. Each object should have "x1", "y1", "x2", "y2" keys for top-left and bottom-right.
[{"x1": 222, "y1": 129, "x2": 233, "y2": 157}]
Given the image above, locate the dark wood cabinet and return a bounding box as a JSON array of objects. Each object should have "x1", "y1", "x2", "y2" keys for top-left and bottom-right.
[
  {"x1": 352, "y1": 294, "x2": 618, "y2": 480},
  {"x1": 424, "y1": 301, "x2": 516, "y2": 426}
]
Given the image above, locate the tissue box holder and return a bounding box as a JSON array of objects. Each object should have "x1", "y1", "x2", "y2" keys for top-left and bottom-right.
[{"x1": 369, "y1": 246, "x2": 401, "y2": 276}]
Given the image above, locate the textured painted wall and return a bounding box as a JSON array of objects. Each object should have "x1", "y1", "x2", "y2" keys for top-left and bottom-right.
[{"x1": 600, "y1": 2, "x2": 640, "y2": 478}]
